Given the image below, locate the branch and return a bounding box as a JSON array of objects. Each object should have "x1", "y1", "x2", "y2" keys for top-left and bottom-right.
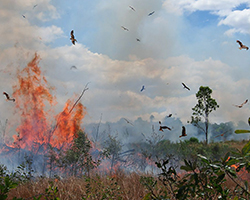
[
  {"x1": 69, "y1": 82, "x2": 90, "y2": 114},
  {"x1": 50, "y1": 82, "x2": 90, "y2": 136}
]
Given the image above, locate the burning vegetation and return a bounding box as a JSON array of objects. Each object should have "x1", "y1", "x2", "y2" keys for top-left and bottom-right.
[
  {"x1": 0, "y1": 54, "x2": 250, "y2": 199},
  {"x1": 11, "y1": 53, "x2": 86, "y2": 151}
]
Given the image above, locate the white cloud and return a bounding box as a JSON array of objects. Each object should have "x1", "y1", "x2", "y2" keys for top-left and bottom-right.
[
  {"x1": 218, "y1": 9, "x2": 250, "y2": 34},
  {"x1": 163, "y1": 0, "x2": 250, "y2": 35}
]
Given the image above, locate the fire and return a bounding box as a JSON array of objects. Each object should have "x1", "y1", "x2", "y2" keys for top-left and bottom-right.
[
  {"x1": 51, "y1": 100, "x2": 85, "y2": 149},
  {"x1": 9, "y1": 53, "x2": 86, "y2": 151}
]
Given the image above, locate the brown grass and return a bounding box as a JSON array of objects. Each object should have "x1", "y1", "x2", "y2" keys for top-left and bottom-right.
[
  {"x1": 6, "y1": 168, "x2": 250, "y2": 200},
  {"x1": 7, "y1": 171, "x2": 154, "y2": 200}
]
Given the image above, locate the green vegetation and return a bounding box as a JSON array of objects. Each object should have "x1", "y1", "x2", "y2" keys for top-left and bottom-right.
[
  {"x1": 0, "y1": 139, "x2": 249, "y2": 199},
  {"x1": 189, "y1": 86, "x2": 219, "y2": 145}
]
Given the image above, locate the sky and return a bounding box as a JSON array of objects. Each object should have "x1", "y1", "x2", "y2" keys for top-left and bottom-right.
[{"x1": 0, "y1": 0, "x2": 250, "y2": 138}]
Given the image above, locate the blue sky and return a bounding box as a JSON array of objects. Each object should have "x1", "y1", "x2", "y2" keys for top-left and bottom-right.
[{"x1": 0, "y1": 0, "x2": 250, "y2": 135}]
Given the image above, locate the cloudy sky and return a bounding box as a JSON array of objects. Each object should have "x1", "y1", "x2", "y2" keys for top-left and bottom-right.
[{"x1": 0, "y1": 0, "x2": 250, "y2": 131}]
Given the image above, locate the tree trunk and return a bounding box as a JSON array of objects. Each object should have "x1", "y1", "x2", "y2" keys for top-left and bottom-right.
[{"x1": 205, "y1": 114, "x2": 209, "y2": 145}]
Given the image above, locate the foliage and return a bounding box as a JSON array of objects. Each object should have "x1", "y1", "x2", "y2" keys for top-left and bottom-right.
[
  {"x1": 57, "y1": 130, "x2": 100, "y2": 176},
  {"x1": 235, "y1": 130, "x2": 250, "y2": 134},
  {"x1": 189, "y1": 86, "x2": 219, "y2": 144},
  {"x1": 102, "y1": 134, "x2": 123, "y2": 172}
]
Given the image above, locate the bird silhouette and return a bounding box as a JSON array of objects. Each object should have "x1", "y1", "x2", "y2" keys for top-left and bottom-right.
[
  {"x1": 70, "y1": 66, "x2": 77, "y2": 70},
  {"x1": 159, "y1": 126, "x2": 171, "y2": 132},
  {"x1": 129, "y1": 6, "x2": 136, "y2": 11},
  {"x1": 148, "y1": 11, "x2": 155, "y2": 16},
  {"x1": 159, "y1": 121, "x2": 171, "y2": 131},
  {"x1": 121, "y1": 26, "x2": 129, "y2": 31},
  {"x1": 167, "y1": 114, "x2": 172, "y2": 118},
  {"x1": 22, "y1": 15, "x2": 26, "y2": 18},
  {"x1": 248, "y1": 117, "x2": 250, "y2": 126},
  {"x1": 70, "y1": 30, "x2": 77, "y2": 45},
  {"x1": 182, "y1": 83, "x2": 190, "y2": 91},
  {"x1": 3, "y1": 92, "x2": 15, "y2": 102},
  {"x1": 124, "y1": 118, "x2": 134, "y2": 126},
  {"x1": 233, "y1": 99, "x2": 248, "y2": 108},
  {"x1": 140, "y1": 85, "x2": 145, "y2": 92},
  {"x1": 33, "y1": 4, "x2": 38, "y2": 9},
  {"x1": 136, "y1": 38, "x2": 140, "y2": 42},
  {"x1": 179, "y1": 126, "x2": 187, "y2": 137},
  {"x1": 236, "y1": 40, "x2": 249, "y2": 50}
]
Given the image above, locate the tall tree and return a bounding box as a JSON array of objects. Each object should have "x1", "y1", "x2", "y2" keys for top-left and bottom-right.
[{"x1": 190, "y1": 86, "x2": 219, "y2": 144}]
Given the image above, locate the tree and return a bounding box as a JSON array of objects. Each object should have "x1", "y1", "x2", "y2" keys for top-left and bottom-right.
[
  {"x1": 189, "y1": 86, "x2": 219, "y2": 145},
  {"x1": 58, "y1": 130, "x2": 99, "y2": 177}
]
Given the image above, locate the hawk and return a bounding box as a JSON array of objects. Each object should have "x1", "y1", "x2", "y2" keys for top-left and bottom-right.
[
  {"x1": 159, "y1": 125, "x2": 171, "y2": 132},
  {"x1": 179, "y1": 126, "x2": 187, "y2": 137},
  {"x1": 148, "y1": 11, "x2": 155, "y2": 16},
  {"x1": 140, "y1": 85, "x2": 145, "y2": 92},
  {"x1": 3, "y1": 92, "x2": 15, "y2": 102},
  {"x1": 129, "y1": 6, "x2": 136, "y2": 11},
  {"x1": 70, "y1": 66, "x2": 77, "y2": 70},
  {"x1": 121, "y1": 26, "x2": 129, "y2": 31},
  {"x1": 233, "y1": 99, "x2": 248, "y2": 108},
  {"x1": 70, "y1": 30, "x2": 77, "y2": 45},
  {"x1": 182, "y1": 82, "x2": 190, "y2": 91},
  {"x1": 236, "y1": 40, "x2": 249, "y2": 50}
]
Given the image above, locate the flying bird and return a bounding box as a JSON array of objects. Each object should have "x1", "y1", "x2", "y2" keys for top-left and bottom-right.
[
  {"x1": 3, "y1": 92, "x2": 15, "y2": 102},
  {"x1": 148, "y1": 11, "x2": 155, "y2": 16},
  {"x1": 182, "y1": 83, "x2": 190, "y2": 91},
  {"x1": 179, "y1": 126, "x2": 187, "y2": 138},
  {"x1": 121, "y1": 26, "x2": 129, "y2": 31},
  {"x1": 22, "y1": 15, "x2": 26, "y2": 18},
  {"x1": 70, "y1": 66, "x2": 77, "y2": 70},
  {"x1": 124, "y1": 118, "x2": 134, "y2": 126},
  {"x1": 33, "y1": 4, "x2": 38, "y2": 9},
  {"x1": 233, "y1": 99, "x2": 248, "y2": 108},
  {"x1": 70, "y1": 30, "x2": 77, "y2": 45},
  {"x1": 159, "y1": 126, "x2": 171, "y2": 132},
  {"x1": 236, "y1": 40, "x2": 249, "y2": 50},
  {"x1": 167, "y1": 114, "x2": 172, "y2": 118},
  {"x1": 248, "y1": 117, "x2": 250, "y2": 126},
  {"x1": 136, "y1": 38, "x2": 140, "y2": 42},
  {"x1": 129, "y1": 6, "x2": 136, "y2": 11},
  {"x1": 140, "y1": 85, "x2": 145, "y2": 92}
]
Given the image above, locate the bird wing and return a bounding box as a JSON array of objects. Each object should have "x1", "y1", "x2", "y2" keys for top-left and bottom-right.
[
  {"x1": 129, "y1": 6, "x2": 135, "y2": 11},
  {"x1": 148, "y1": 11, "x2": 155, "y2": 16},
  {"x1": 237, "y1": 40, "x2": 243, "y2": 47},
  {"x1": 182, "y1": 126, "x2": 186, "y2": 135},
  {"x1": 3, "y1": 92, "x2": 9, "y2": 99},
  {"x1": 182, "y1": 83, "x2": 190, "y2": 90}
]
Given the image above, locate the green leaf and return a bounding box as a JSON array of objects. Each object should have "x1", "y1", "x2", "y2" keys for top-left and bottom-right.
[
  {"x1": 242, "y1": 141, "x2": 250, "y2": 155},
  {"x1": 234, "y1": 130, "x2": 250, "y2": 134}
]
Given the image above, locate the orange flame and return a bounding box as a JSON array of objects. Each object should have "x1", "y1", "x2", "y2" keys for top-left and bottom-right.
[
  {"x1": 51, "y1": 100, "x2": 86, "y2": 149},
  {"x1": 10, "y1": 53, "x2": 86, "y2": 151}
]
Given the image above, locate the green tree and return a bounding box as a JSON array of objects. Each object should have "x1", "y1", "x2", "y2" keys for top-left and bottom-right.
[
  {"x1": 190, "y1": 86, "x2": 219, "y2": 145},
  {"x1": 58, "y1": 130, "x2": 99, "y2": 177}
]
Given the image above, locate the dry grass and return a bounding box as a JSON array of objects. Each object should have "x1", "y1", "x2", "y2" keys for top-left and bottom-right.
[
  {"x1": 7, "y1": 171, "x2": 154, "y2": 200},
  {"x1": 6, "y1": 168, "x2": 250, "y2": 200}
]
